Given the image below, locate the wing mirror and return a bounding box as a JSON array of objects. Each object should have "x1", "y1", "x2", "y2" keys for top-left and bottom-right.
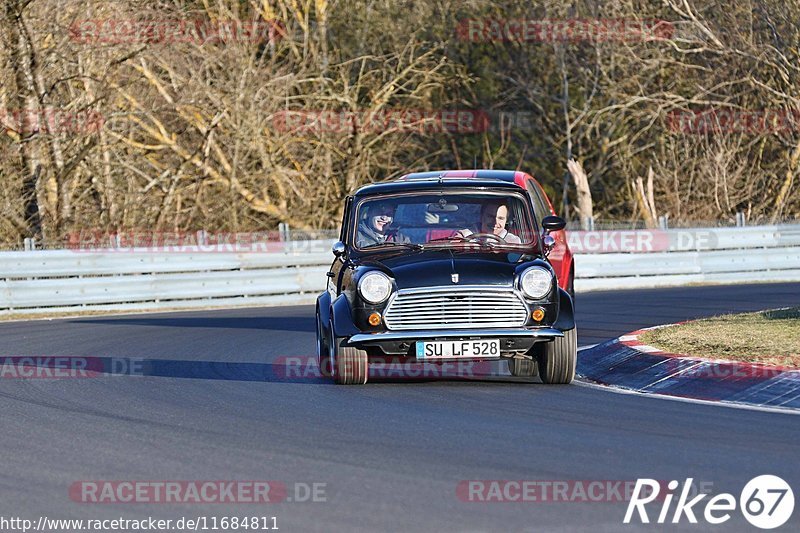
[
  {"x1": 540, "y1": 216, "x2": 565, "y2": 256},
  {"x1": 541, "y1": 215, "x2": 566, "y2": 233},
  {"x1": 332, "y1": 241, "x2": 346, "y2": 257}
]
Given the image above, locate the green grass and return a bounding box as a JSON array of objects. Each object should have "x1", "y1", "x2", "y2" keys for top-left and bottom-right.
[{"x1": 638, "y1": 307, "x2": 800, "y2": 367}]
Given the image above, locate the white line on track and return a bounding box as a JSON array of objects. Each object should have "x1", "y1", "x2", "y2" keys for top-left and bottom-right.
[{"x1": 575, "y1": 346, "x2": 800, "y2": 416}]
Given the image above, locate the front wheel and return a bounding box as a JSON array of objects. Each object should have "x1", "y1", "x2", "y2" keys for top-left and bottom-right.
[
  {"x1": 537, "y1": 327, "x2": 577, "y2": 384},
  {"x1": 330, "y1": 338, "x2": 369, "y2": 385}
]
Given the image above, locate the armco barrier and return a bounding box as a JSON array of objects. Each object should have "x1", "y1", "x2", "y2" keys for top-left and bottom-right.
[
  {"x1": 0, "y1": 225, "x2": 799, "y2": 314},
  {"x1": 571, "y1": 224, "x2": 800, "y2": 292},
  {"x1": 0, "y1": 240, "x2": 335, "y2": 314}
]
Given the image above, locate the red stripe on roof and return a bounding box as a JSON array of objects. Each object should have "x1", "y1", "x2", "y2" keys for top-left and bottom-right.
[{"x1": 440, "y1": 170, "x2": 478, "y2": 178}]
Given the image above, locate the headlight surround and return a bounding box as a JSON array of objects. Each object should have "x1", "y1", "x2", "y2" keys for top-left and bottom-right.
[
  {"x1": 358, "y1": 271, "x2": 393, "y2": 304},
  {"x1": 520, "y1": 266, "x2": 553, "y2": 299}
]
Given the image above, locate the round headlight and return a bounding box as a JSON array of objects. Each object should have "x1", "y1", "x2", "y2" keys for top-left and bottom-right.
[
  {"x1": 520, "y1": 267, "x2": 553, "y2": 299},
  {"x1": 358, "y1": 271, "x2": 392, "y2": 304}
]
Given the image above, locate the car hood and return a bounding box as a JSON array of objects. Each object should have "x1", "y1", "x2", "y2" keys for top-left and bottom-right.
[{"x1": 356, "y1": 248, "x2": 530, "y2": 289}]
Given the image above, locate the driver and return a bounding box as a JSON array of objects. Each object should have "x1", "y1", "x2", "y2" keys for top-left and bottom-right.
[
  {"x1": 457, "y1": 201, "x2": 521, "y2": 243},
  {"x1": 357, "y1": 201, "x2": 410, "y2": 247}
]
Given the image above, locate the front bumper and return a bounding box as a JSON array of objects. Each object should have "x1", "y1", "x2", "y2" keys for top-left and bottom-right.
[{"x1": 346, "y1": 327, "x2": 563, "y2": 356}]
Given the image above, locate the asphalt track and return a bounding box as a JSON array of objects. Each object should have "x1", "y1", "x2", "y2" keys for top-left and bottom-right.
[{"x1": 0, "y1": 282, "x2": 798, "y2": 532}]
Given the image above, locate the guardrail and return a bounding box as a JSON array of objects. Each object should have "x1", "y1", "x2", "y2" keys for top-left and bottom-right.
[
  {"x1": 1, "y1": 225, "x2": 799, "y2": 314},
  {"x1": 569, "y1": 225, "x2": 800, "y2": 291}
]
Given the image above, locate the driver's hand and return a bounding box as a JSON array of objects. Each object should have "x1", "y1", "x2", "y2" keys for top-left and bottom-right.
[{"x1": 425, "y1": 212, "x2": 440, "y2": 224}]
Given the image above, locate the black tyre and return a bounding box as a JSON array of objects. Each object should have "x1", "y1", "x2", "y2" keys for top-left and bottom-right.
[
  {"x1": 331, "y1": 338, "x2": 369, "y2": 385},
  {"x1": 537, "y1": 327, "x2": 577, "y2": 384},
  {"x1": 507, "y1": 357, "x2": 538, "y2": 377}
]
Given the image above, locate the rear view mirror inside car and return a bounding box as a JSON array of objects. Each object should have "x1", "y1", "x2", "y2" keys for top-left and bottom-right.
[{"x1": 426, "y1": 203, "x2": 459, "y2": 212}]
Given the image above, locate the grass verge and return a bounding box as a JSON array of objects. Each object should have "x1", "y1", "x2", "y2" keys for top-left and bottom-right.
[{"x1": 638, "y1": 307, "x2": 800, "y2": 367}]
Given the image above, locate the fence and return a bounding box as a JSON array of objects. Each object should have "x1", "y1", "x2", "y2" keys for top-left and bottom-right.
[
  {"x1": 570, "y1": 225, "x2": 800, "y2": 291},
  {"x1": 0, "y1": 224, "x2": 798, "y2": 315}
]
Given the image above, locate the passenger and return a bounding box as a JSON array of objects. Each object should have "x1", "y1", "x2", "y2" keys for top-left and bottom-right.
[
  {"x1": 357, "y1": 201, "x2": 409, "y2": 247},
  {"x1": 457, "y1": 201, "x2": 521, "y2": 243}
]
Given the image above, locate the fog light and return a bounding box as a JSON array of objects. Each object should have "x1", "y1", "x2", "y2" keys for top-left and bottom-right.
[
  {"x1": 368, "y1": 312, "x2": 382, "y2": 326},
  {"x1": 531, "y1": 307, "x2": 545, "y2": 322}
]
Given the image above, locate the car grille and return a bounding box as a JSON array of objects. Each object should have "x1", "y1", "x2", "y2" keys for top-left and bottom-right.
[{"x1": 383, "y1": 287, "x2": 528, "y2": 330}]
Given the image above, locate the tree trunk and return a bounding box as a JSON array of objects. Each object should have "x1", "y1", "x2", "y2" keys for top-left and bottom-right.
[
  {"x1": 567, "y1": 158, "x2": 593, "y2": 229},
  {"x1": 2, "y1": 0, "x2": 60, "y2": 240}
]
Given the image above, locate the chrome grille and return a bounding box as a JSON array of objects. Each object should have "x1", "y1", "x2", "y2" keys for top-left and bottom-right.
[{"x1": 383, "y1": 286, "x2": 528, "y2": 330}]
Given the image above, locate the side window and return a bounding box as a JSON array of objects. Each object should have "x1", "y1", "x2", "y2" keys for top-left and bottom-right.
[
  {"x1": 507, "y1": 197, "x2": 530, "y2": 242},
  {"x1": 534, "y1": 183, "x2": 555, "y2": 216}
]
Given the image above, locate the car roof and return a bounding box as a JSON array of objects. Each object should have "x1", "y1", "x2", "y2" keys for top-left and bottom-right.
[{"x1": 353, "y1": 169, "x2": 532, "y2": 197}]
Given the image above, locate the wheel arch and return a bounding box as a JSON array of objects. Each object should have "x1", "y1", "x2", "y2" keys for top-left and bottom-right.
[
  {"x1": 331, "y1": 294, "x2": 359, "y2": 339},
  {"x1": 316, "y1": 292, "x2": 332, "y2": 326},
  {"x1": 553, "y1": 287, "x2": 575, "y2": 332}
]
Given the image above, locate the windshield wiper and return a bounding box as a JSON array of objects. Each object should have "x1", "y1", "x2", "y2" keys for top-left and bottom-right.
[
  {"x1": 427, "y1": 235, "x2": 518, "y2": 248},
  {"x1": 427, "y1": 235, "x2": 469, "y2": 243}
]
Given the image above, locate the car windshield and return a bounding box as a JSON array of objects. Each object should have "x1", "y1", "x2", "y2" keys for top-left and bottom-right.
[{"x1": 353, "y1": 192, "x2": 536, "y2": 250}]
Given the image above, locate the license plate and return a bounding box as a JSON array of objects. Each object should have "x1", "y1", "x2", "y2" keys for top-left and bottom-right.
[{"x1": 416, "y1": 339, "x2": 500, "y2": 359}]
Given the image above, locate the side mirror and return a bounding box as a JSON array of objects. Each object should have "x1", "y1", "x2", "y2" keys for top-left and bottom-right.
[
  {"x1": 540, "y1": 216, "x2": 564, "y2": 257},
  {"x1": 332, "y1": 241, "x2": 346, "y2": 257},
  {"x1": 541, "y1": 215, "x2": 566, "y2": 233}
]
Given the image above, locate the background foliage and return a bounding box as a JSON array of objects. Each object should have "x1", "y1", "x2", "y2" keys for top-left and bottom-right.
[{"x1": 1, "y1": 0, "x2": 799, "y2": 244}]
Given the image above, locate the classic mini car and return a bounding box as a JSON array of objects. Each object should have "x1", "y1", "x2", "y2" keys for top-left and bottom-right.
[{"x1": 316, "y1": 169, "x2": 576, "y2": 385}]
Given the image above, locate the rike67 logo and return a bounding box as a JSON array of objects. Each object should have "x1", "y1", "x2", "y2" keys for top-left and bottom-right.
[{"x1": 624, "y1": 476, "x2": 794, "y2": 529}]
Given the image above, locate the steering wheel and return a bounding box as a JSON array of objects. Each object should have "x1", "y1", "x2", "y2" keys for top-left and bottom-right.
[{"x1": 465, "y1": 232, "x2": 506, "y2": 244}]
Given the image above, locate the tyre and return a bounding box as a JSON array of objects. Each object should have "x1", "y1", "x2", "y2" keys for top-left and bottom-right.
[
  {"x1": 537, "y1": 327, "x2": 577, "y2": 384},
  {"x1": 507, "y1": 357, "x2": 538, "y2": 377},
  {"x1": 330, "y1": 338, "x2": 369, "y2": 385},
  {"x1": 316, "y1": 313, "x2": 332, "y2": 377}
]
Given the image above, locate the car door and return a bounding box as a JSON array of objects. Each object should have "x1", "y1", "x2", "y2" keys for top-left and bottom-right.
[{"x1": 328, "y1": 196, "x2": 352, "y2": 297}]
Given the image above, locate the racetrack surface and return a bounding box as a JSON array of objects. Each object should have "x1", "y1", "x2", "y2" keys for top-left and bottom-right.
[{"x1": 0, "y1": 283, "x2": 798, "y2": 532}]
